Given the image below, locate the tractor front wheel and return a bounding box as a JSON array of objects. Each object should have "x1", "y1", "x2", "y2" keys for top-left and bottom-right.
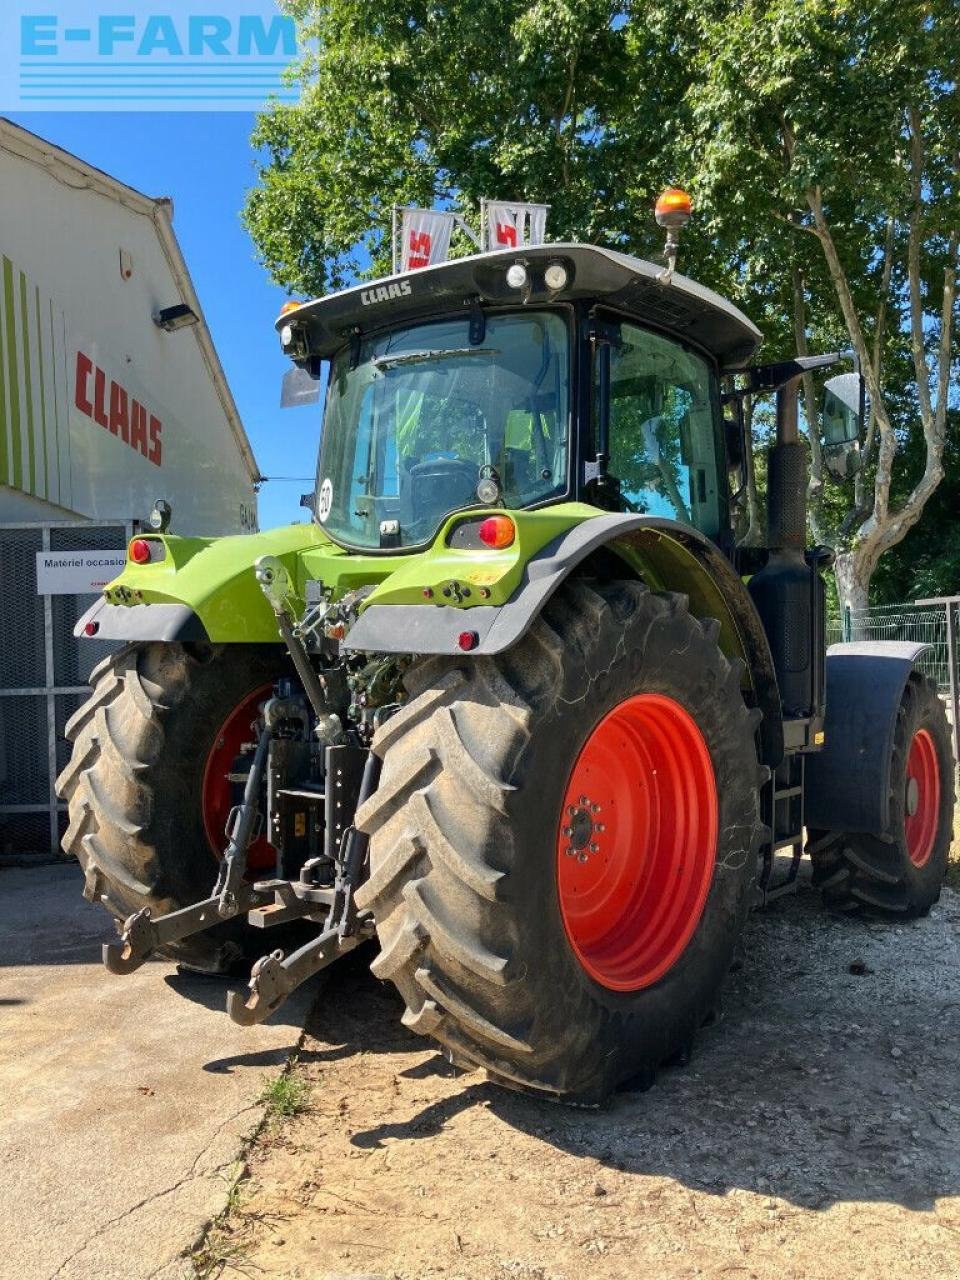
[
  {"x1": 355, "y1": 579, "x2": 766, "y2": 1103},
  {"x1": 810, "y1": 674, "x2": 954, "y2": 917}
]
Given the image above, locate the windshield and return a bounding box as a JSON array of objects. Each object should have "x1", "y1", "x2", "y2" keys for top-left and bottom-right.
[{"x1": 316, "y1": 311, "x2": 569, "y2": 548}]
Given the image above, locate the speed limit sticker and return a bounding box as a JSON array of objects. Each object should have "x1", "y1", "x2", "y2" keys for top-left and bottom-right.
[{"x1": 317, "y1": 478, "x2": 334, "y2": 523}]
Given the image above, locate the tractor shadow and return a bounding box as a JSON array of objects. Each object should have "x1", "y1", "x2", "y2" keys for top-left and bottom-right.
[
  {"x1": 340, "y1": 879, "x2": 960, "y2": 1213},
  {"x1": 184, "y1": 944, "x2": 411, "y2": 1075}
]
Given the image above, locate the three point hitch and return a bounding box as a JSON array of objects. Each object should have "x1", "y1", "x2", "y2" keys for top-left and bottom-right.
[{"x1": 102, "y1": 692, "x2": 381, "y2": 1027}]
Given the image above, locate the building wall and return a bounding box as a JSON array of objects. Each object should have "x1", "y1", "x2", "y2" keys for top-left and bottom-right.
[
  {"x1": 0, "y1": 139, "x2": 258, "y2": 536},
  {"x1": 0, "y1": 483, "x2": 77, "y2": 523}
]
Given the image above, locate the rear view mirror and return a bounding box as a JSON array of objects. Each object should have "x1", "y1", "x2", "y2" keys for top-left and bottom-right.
[
  {"x1": 822, "y1": 372, "x2": 864, "y2": 446},
  {"x1": 281, "y1": 365, "x2": 321, "y2": 409},
  {"x1": 822, "y1": 372, "x2": 865, "y2": 480}
]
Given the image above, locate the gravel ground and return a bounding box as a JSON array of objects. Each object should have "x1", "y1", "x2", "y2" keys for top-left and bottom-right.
[{"x1": 185, "y1": 865, "x2": 960, "y2": 1280}]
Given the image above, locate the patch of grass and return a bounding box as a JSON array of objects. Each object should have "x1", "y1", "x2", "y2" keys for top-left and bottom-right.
[
  {"x1": 190, "y1": 1232, "x2": 250, "y2": 1280},
  {"x1": 187, "y1": 1160, "x2": 254, "y2": 1279},
  {"x1": 259, "y1": 1059, "x2": 310, "y2": 1120}
]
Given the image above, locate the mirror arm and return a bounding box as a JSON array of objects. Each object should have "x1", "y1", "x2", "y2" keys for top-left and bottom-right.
[{"x1": 735, "y1": 352, "x2": 842, "y2": 397}]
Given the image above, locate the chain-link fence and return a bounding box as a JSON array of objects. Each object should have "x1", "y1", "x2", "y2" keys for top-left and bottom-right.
[
  {"x1": 827, "y1": 597, "x2": 960, "y2": 767},
  {"x1": 0, "y1": 522, "x2": 130, "y2": 862},
  {"x1": 826, "y1": 602, "x2": 953, "y2": 690}
]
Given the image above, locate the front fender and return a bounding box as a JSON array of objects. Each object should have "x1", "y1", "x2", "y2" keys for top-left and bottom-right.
[{"x1": 805, "y1": 641, "x2": 932, "y2": 838}]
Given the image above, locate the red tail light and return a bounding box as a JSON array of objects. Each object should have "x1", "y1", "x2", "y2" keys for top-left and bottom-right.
[
  {"x1": 129, "y1": 538, "x2": 164, "y2": 565},
  {"x1": 477, "y1": 516, "x2": 515, "y2": 549}
]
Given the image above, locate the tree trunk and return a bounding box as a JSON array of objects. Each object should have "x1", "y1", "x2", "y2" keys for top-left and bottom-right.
[
  {"x1": 833, "y1": 550, "x2": 871, "y2": 618},
  {"x1": 737, "y1": 396, "x2": 763, "y2": 547}
]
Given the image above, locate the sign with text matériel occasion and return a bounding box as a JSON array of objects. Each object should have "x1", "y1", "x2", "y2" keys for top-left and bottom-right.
[
  {"x1": 0, "y1": 2, "x2": 301, "y2": 111},
  {"x1": 36, "y1": 550, "x2": 127, "y2": 595}
]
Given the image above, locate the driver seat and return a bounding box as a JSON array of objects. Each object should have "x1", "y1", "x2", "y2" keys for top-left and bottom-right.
[{"x1": 399, "y1": 459, "x2": 478, "y2": 533}]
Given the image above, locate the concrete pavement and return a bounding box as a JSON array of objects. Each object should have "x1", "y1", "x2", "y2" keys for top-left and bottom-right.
[{"x1": 0, "y1": 864, "x2": 312, "y2": 1280}]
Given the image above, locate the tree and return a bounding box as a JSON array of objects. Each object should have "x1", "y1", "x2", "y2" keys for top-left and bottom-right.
[
  {"x1": 246, "y1": 1, "x2": 958, "y2": 609},
  {"x1": 679, "y1": 0, "x2": 959, "y2": 610},
  {"x1": 245, "y1": 0, "x2": 650, "y2": 294}
]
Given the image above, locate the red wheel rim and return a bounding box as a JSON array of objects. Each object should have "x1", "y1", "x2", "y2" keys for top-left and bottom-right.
[
  {"x1": 556, "y1": 693, "x2": 718, "y2": 992},
  {"x1": 904, "y1": 728, "x2": 940, "y2": 868},
  {"x1": 202, "y1": 686, "x2": 276, "y2": 872}
]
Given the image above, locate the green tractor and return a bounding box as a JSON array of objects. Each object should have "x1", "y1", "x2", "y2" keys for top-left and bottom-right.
[{"x1": 58, "y1": 209, "x2": 955, "y2": 1104}]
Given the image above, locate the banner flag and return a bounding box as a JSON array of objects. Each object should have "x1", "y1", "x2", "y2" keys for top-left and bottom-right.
[
  {"x1": 485, "y1": 201, "x2": 549, "y2": 250},
  {"x1": 400, "y1": 208, "x2": 456, "y2": 272}
]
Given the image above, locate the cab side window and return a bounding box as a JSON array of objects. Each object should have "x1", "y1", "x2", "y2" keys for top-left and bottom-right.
[{"x1": 600, "y1": 322, "x2": 725, "y2": 537}]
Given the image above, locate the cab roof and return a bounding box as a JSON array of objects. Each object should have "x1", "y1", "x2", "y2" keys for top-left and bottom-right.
[{"x1": 278, "y1": 243, "x2": 763, "y2": 370}]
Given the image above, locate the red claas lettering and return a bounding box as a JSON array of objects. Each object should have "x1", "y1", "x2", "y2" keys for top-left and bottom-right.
[
  {"x1": 149, "y1": 416, "x2": 162, "y2": 466},
  {"x1": 74, "y1": 351, "x2": 163, "y2": 468},
  {"x1": 74, "y1": 352, "x2": 93, "y2": 415},
  {"x1": 109, "y1": 382, "x2": 129, "y2": 442},
  {"x1": 93, "y1": 367, "x2": 110, "y2": 429}
]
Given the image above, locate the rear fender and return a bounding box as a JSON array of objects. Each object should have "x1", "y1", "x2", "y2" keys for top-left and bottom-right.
[
  {"x1": 345, "y1": 515, "x2": 785, "y2": 766},
  {"x1": 805, "y1": 641, "x2": 932, "y2": 838}
]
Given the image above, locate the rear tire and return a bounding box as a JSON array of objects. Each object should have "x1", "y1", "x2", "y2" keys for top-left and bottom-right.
[
  {"x1": 57, "y1": 642, "x2": 285, "y2": 972},
  {"x1": 355, "y1": 579, "x2": 765, "y2": 1103},
  {"x1": 809, "y1": 674, "x2": 954, "y2": 917}
]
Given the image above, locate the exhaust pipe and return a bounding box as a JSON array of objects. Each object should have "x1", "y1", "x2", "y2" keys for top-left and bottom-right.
[{"x1": 748, "y1": 376, "x2": 820, "y2": 719}]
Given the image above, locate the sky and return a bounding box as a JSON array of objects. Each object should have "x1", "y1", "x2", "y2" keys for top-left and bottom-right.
[{"x1": 9, "y1": 110, "x2": 319, "y2": 531}]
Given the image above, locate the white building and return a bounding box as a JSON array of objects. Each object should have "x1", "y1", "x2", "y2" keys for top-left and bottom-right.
[
  {"x1": 0, "y1": 117, "x2": 259, "y2": 532},
  {"x1": 0, "y1": 119, "x2": 261, "y2": 859}
]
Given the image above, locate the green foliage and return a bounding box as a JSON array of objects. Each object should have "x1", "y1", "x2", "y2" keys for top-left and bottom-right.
[
  {"x1": 246, "y1": 0, "x2": 650, "y2": 294},
  {"x1": 872, "y1": 418, "x2": 960, "y2": 602},
  {"x1": 259, "y1": 1063, "x2": 310, "y2": 1119}
]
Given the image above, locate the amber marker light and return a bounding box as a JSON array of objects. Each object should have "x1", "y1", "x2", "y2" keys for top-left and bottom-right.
[
  {"x1": 279, "y1": 300, "x2": 302, "y2": 316},
  {"x1": 477, "y1": 516, "x2": 516, "y2": 549},
  {"x1": 655, "y1": 187, "x2": 693, "y2": 229}
]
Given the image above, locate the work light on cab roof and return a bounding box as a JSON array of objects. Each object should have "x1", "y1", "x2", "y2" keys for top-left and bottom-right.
[
  {"x1": 655, "y1": 187, "x2": 693, "y2": 229},
  {"x1": 655, "y1": 187, "x2": 693, "y2": 283}
]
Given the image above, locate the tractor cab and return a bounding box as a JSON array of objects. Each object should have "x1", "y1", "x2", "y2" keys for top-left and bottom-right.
[{"x1": 277, "y1": 242, "x2": 762, "y2": 553}]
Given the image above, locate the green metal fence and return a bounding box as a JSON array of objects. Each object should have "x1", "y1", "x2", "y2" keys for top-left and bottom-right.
[{"x1": 826, "y1": 602, "x2": 952, "y2": 691}]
